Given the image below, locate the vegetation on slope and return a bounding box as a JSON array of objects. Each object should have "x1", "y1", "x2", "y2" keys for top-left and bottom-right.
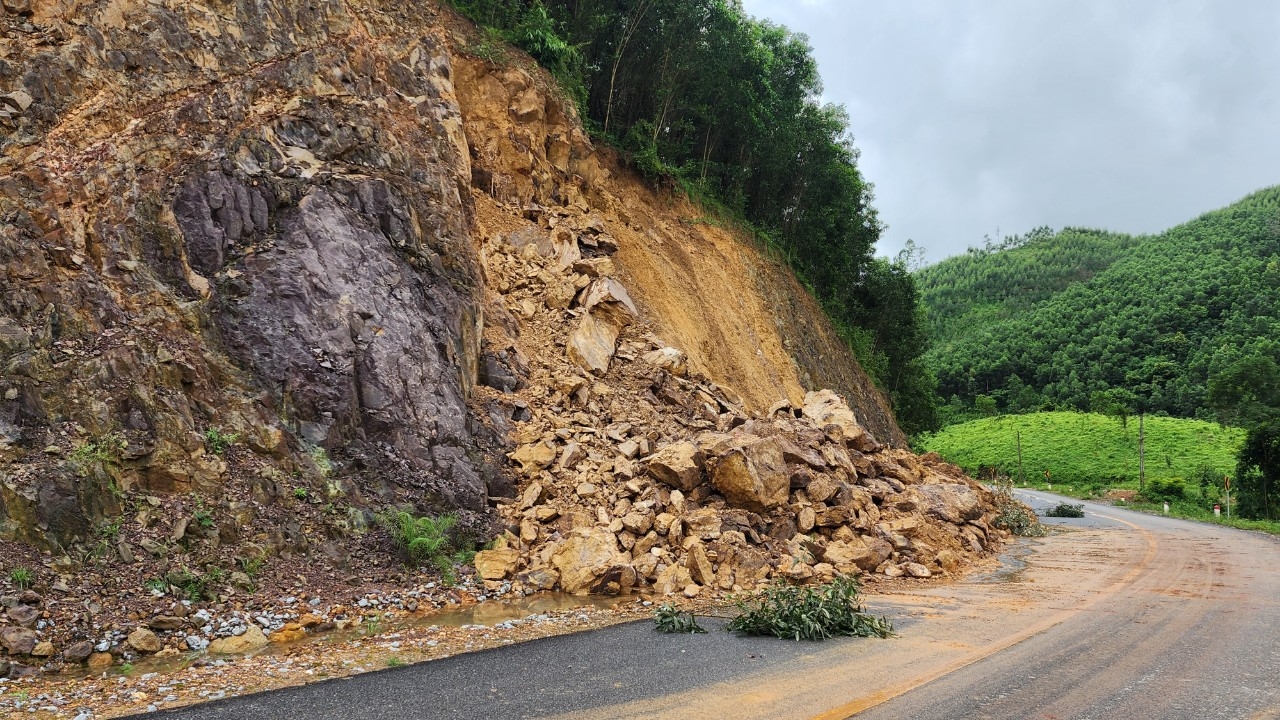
[
  {"x1": 920, "y1": 412, "x2": 1244, "y2": 493},
  {"x1": 446, "y1": 0, "x2": 936, "y2": 433},
  {"x1": 916, "y1": 187, "x2": 1280, "y2": 427}
]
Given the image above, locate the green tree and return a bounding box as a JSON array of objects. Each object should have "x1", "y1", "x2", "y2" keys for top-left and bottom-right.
[{"x1": 1235, "y1": 420, "x2": 1280, "y2": 520}]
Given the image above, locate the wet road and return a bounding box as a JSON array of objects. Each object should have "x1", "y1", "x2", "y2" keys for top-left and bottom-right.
[{"x1": 135, "y1": 491, "x2": 1280, "y2": 720}]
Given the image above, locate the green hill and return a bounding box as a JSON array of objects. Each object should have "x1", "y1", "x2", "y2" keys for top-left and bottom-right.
[
  {"x1": 920, "y1": 412, "x2": 1244, "y2": 493},
  {"x1": 916, "y1": 187, "x2": 1280, "y2": 424}
]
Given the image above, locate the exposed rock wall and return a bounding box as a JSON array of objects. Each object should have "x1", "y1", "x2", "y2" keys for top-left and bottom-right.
[
  {"x1": 0, "y1": 1, "x2": 502, "y2": 548},
  {"x1": 2, "y1": 0, "x2": 924, "y2": 567}
]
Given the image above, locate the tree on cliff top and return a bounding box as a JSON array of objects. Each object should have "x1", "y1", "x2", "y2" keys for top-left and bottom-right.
[{"x1": 450, "y1": 0, "x2": 939, "y2": 434}]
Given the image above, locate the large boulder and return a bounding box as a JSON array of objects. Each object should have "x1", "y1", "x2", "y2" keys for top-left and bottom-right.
[
  {"x1": 802, "y1": 390, "x2": 879, "y2": 452},
  {"x1": 646, "y1": 442, "x2": 705, "y2": 492},
  {"x1": 910, "y1": 483, "x2": 984, "y2": 524},
  {"x1": 567, "y1": 278, "x2": 637, "y2": 375},
  {"x1": 127, "y1": 628, "x2": 162, "y2": 653},
  {"x1": 0, "y1": 626, "x2": 37, "y2": 655},
  {"x1": 550, "y1": 527, "x2": 631, "y2": 594},
  {"x1": 474, "y1": 542, "x2": 521, "y2": 580},
  {"x1": 208, "y1": 625, "x2": 269, "y2": 655},
  {"x1": 710, "y1": 438, "x2": 789, "y2": 512}
]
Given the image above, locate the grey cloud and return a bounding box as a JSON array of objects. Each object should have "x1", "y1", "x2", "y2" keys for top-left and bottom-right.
[{"x1": 741, "y1": 0, "x2": 1280, "y2": 262}]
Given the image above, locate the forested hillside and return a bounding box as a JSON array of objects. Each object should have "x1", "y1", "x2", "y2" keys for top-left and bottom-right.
[
  {"x1": 449, "y1": 0, "x2": 935, "y2": 433},
  {"x1": 917, "y1": 187, "x2": 1280, "y2": 426}
]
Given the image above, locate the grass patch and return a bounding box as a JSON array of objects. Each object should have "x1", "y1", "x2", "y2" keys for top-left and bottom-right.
[
  {"x1": 203, "y1": 427, "x2": 238, "y2": 455},
  {"x1": 921, "y1": 412, "x2": 1243, "y2": 488},
  {"x1": 8, "y1": 567, "x2": 34, "y2": 590}
]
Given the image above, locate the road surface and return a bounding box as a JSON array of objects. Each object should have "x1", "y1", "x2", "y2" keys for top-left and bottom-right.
[{"x1": 135, "y1": 491, "x2": 1280, "y2": 720}]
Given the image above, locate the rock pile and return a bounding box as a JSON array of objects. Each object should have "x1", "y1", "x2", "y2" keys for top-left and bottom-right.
[{"x1": 471, "y1": 204, "x2": 1004, "y2": 597}]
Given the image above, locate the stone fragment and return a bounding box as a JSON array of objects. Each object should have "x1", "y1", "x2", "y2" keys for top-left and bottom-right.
[
  {"x1": 31, "y1": 641, "x2": 54, "y2": 657},
  {"x1": 935, "y1": 549, "x2": 960, "y2": 573},
  {"x1": 127, "y1": 628, "x2": 162, "y2": 653},
  {"x1": 550, "y1": 527, "x2": 629, "y2": 594},
  {"x1": 148, "y1": 615, "x2": 186, "y2": 630},
  {"x1": 822, "y1": 539, "x2": 875, "y2": 573},
  {"x1": 646, "y1": 442, "x2": 705, "y2": 492},
  {"x1": 520, "y1": 482, "x2": 545, "y2": 509},
  {"x1": 797, "y1": 506, "x2": 816, "y2": 532},
  {"x1": 474, "y1": 545, "x2": 520, "y2": 580},
  {"x1": 558, "y1": 442, "x2": 586, "y2": 470},
  {"x1": 904, "y1": 562, "x2": 932, "y2": 578},
  {"x1": 621, "y1": 511, "x2": 652, "y2": 535},
  {"x1": 0, "y1": 90, "x2": 32, "y2": 112},
  {"x1": 6, "y1": 604, "x2": 39, "y2": 627},
  {"x1": 806, "y1": 475, "x2": 839, "y2": 503},
  {"x1": 710, "y1": 438, "x2": 789, "y2": 512},
  {"x1": 511, "y1": 442, "x2": 557, "y2": 475},
  {"x1": 87, "y1": 652, "x2": 115, "y2": 669},
  {"x1": 1, "y1": 626, "x2": 37, "y2": 655},
  {"x1": 63, "y1": 640, "x2": 94, "y2": 663},
  {"x1": 518, "y1": 568, "x2": 560, "y2": 591},
  {"x1": 801, "y1": 389, "x2": 880, "y2": 452},
  {"x1": 640, "y1": 347, "x2": 687, "y2": 377},
  {"x1": 910, "y1": 483, "x2": 985, "y2": 524},
  {"x1": 686, "y1": 542, "x2": 715, "y2": 586},
  {"x1": 208, "y1": 625, "x2": 268, "y2": 655},
  {"x1": 270, "y1": 622, "x2": 307, "y2": 643},
  {"x1": 682, "y1": 508, "x2": 722, "y2": 540}
]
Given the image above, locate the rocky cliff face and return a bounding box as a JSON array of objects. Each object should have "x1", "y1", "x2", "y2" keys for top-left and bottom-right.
[
  {"x1": 0, "y1": 1, "x2": 504, "y2": 551},
  {"x1": 0, "y1": 1, "x2": 1004, "y2": 674},
  {"x1": 0, "y1": 0, "x2": 904, "y2": 556},
  {"x1": 0, "y1": 1, "x2": 1008, "y2": 671}
]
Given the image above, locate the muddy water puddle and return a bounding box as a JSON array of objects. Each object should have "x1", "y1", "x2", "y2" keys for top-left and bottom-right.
[
  {"x1": 968, "y1": 538, "x2": 1037, "y2": 585},
  {"x1": 71, "y1": 592, "x2": 643, "y2": 680}
]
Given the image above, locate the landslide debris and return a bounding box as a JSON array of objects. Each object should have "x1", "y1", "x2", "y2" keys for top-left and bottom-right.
[
  {"x1": 467, "y1": 202, "x2": 1006, "y2": 598},
  {"x1": 0, "y1": 0, "x2": 1007, "y2": 682}
]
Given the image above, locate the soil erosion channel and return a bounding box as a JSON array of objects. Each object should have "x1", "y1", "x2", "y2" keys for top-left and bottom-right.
[{"x1": 135, "y1": 490, "x2": 1280, "y2": 719}]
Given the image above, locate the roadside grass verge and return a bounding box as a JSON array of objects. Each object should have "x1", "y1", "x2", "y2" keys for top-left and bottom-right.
[
  {"x1": 921, "y1": 411, "x2": 1243, "y2": 489},
  {"x1": 921, "y1": 411, "x2": 1280, "y2": 536}
]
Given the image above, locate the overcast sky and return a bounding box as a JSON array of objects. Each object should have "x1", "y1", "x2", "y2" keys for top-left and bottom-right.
[{"x1": 739, "y1": 0, "x2": 1280, "y2": 265}]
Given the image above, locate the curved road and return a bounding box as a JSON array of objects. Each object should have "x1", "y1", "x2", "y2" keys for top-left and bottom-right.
[{"x1": 138, "y1": 491, "x2": 1280, "y2": 720}]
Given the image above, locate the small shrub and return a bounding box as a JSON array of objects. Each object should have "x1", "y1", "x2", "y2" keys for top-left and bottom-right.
[
  {"x1": 293, "y1": 487, "x2": 309, "y2": 500},
  {"x1": 653, "y1": 604, "x2": 707, "y2": 634},
  {"x1": 361, "y1": 614, "x2": 385, "y2": 637},
  {"x1": 727, "y1": 576, "x2": 894, "y2": 641},
  {"x1": 1043, "y1": 502, "x2": 1085, "y2": 518},
  {"x1": 9, "y1": 567, "x2": 34, "y2": 590},
  {"x1": 382, "y1": 511, "x2": 460, "y2": 575},
  {"x1": 145, "y1": 578, "x2": 168, "y2": 594},
  {"x1": 990, "y1": 475, "x2": 1046, "y2": 537},
  {"x1": 68, "y1": 433, "x2": 125, "y2": 473},
  {"x1": 238, "y1": 555, "x2": 265, "y2": 578},
  {"x1": 1145, "y1": 477, "x2": 1186, "y2": 501},
  {"x1": 165, "y1": 568, "x2": 211, "y2": 601},
  {"x1": 203, "y1": 427, "x2": 239, "y2": 455},
  {"x1": 386, "y1": 656, "x2": 406, "y2": 668}
]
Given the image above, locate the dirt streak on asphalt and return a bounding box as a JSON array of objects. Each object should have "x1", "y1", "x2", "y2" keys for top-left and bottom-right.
[{"x1": 546, "y1": 492, "x2": 1280, "y2": 720}]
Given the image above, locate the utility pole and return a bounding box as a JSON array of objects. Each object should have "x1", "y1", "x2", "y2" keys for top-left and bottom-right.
[
  {"x1": 1016, "y1": 430, "x2": 1025, "y2": 486},
  {"x1": 1138, "y1": 412, "x2": 1145, "y2": 493}
]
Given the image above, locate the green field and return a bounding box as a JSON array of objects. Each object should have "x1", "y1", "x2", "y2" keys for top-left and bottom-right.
[
  {"x1": 921, "y1": 412, "x2": 1280, "y2": 536},
  {"x1": 920, "y1": 412, "x2": 1243, "y2": 490}
]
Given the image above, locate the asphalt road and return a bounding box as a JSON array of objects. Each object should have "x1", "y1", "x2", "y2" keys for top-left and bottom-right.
[{"x1": 135, "y1": 491, "x2": 1280, "y2": 720}]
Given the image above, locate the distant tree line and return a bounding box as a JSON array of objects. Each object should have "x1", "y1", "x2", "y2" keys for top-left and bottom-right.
[
  {"x1": 448, "y1": 0, "x2": 937, "y2": 434},
  {"x1": 916, "y1": 188, "x2": 1280, "y2": 519}
]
